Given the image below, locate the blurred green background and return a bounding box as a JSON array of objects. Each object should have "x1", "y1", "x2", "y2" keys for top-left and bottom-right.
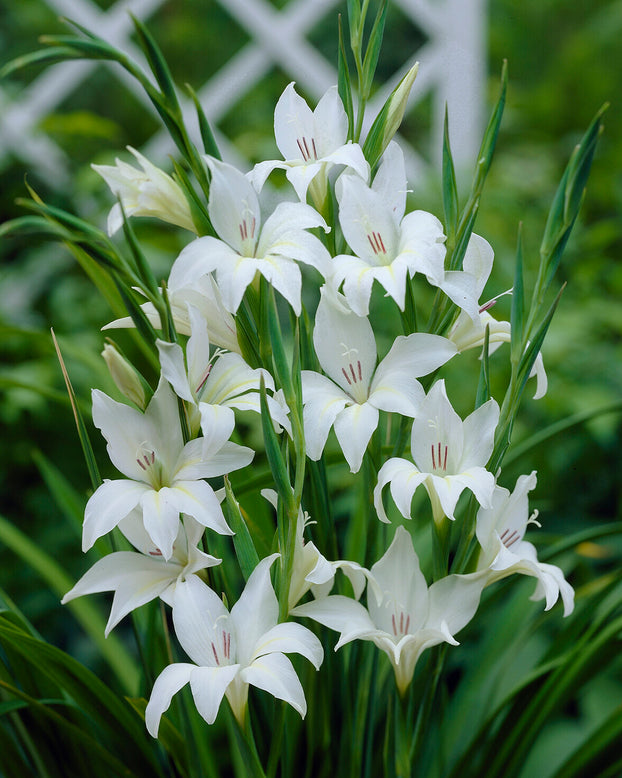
[{"x1": 0, "y1": 0, "x2": 620, "y2": 663}]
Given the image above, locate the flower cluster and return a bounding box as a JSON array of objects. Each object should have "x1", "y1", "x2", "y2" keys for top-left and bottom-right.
[{"x1": 63, "y1": 80, "x2": 574, "y2": 740}]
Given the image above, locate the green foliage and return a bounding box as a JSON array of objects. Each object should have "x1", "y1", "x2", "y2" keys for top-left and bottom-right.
[{"x1": 0, "y1": 1, "x2": 620, "y2": 777}]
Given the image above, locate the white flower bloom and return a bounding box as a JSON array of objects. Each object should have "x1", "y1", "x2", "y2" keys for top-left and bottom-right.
[
  {"x1": 62, "y1": 513, "x2": 220, "y2": 635},
  {"x1": 261, "y1": 489, "x2": 366, "y2": 611},
  {"x1": 475, "y1": 472, "x2": 574, "y2": 615},
  {"x1": 332, "y1": 144, "x2": 448, "y2": 316},
  {"x1": 293, "y1": 526, "x2": 485, "y2": 694},
  {"x1": 92, "y1": 146, "x2": 195, "y2": 236},
  {"x1": 250, "y1": 82, "x2": 369, "y2": 203},
  {"x1": 448, "y1": 233, "x2": 547, "y2": 399},
  {"x1": 145, "y1": 554, "x2": 323, "y2": 733},
  {"x1": 83, "y1": 377, "x2": 253, "y2": 559},
  {"x1": 302, "y1": 287, "x2": 457, "y2": 473},
  {"x1": 103, "y1": 275, "x2": 240, "y2": 355},
  {"x1": 156, "y1": 305, "x2": 290, "y2": 436},
  {"x1": 374, "y1": 380, "x2": 499, "y2": 523},
  {"x1": 168, "y1": 158, "x2": 331, "y2": 315}
]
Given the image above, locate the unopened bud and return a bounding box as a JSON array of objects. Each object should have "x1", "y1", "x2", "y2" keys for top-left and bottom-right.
[
  {"x1": 381, "y1": 63, "x2": 419, "y2": 151},
  {"x1": 362, "y1": 63, "x2": 419, "y2": 170},
  {"x1": 102, "y1": 343, "x2": 147, "y2": 409}
]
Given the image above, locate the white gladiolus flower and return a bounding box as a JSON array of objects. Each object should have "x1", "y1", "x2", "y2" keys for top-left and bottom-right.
[
  {"x1": 62, "y1": 513, "x2": 220, "y2": 635},
  {"x1": 83, "y1": 377, "x2": 253, "y2": 559},
  {"x1": 448, "y1": 233, "x2": 547, "y2": 399},
  {"x1": 301, "y1": 287, "x2": 457, "y2": 473},
  {"x1": 293, "y1": 526, "x2": 485, "y2": 694},
  {"x1": 156, "y1": 305, "x2": 290, "y2": 436},
  {"x1": 104, "y1": 275, "x2": 240, "y2": 355},
  {"x1": 92, "y1": 146, "x2": 196, "y2": 235},
  {"x1": 168, "y1": 157, "x2": 330, "y2": 316},
  {"x1": 250, "y1": 82, "x2": 369, "y2": 203},
  {"x1": 375, "y1": 380, "x2": 499, "y2": 523},
  {"x1": 475, "y1": 472, "x2": 575, "y2": 615},
  {"x1": 145, "y1": 554, "x2": 323, "y2": 732}
]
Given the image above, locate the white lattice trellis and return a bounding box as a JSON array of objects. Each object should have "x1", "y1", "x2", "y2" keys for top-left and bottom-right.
[{"x1": 0, "y1": 0, "x2": 487, "y2": 188}]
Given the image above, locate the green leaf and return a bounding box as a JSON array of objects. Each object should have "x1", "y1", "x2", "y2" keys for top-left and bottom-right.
[
  {"x1": 472, "y1": 60, "x2": 507, "y2": 192},
  {"x1": 516, "y1": 283, "x2": 565, "y2": 399},
  {"x1": 475, "y1": 324, "x2": 491, "y2": 408},
  {"x1": 361, "y1": 0, "x2": 388, "y2": 97},
  {"x1": 510, "y1": 223, "x2": 525, "y2": 364},
  {"x1": 259, "y1": 379, "x2": 295, "y2": 517},
  {"x1": 551, "y1": 703, "x2": 622, "y2": 778},
  {"x1": 51, "y1": 330, "x2": 101, "y2": 491},
  {"x1": 539, "y1": 103, "x2": 607, "y2": 293},
  {"x1": 337, "y1": 15, "x2": 355, "y2": 140},
  {"x1": 31, "y1": 450, "x2": 85, "y2": 532},
  {"x1": 0, "y1": 616, "x2": 160, "y2": 776},
  {"x1": 186, "y1": 82, "x2": 222, "y2": 159},
  {"x1": 223, "y1": 476, "x2": 260, "y2": 582},
  {"x1": 504, "y1": 400, "x2": 622, "y2": 467},
  {"x1": 0, "y1": 46, "x2": 86, "y2": 80},
  {"x1": 442, "y1": 107, "x2": 459, "y2": 246},
  {"x1": 131, "y1": 14, "x2": 180, "y2": 116},
  {"x1": 0, "y1": 514, "x2": 139, "y2": 694}
]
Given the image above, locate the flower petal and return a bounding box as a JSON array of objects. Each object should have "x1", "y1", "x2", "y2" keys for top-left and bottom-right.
[
  {"x1": 145, "y1": 663, "x2": 195, "y2": 736},
  {"x1": 83, "y1": 479, "x2": 147, "y2": 551},
  {"x1": 333, "y1": 402, "x2": 379, "y2": 473},
  {"x1": 241, "y1": 653, "x2": 308, "y2": 717},
  {"x1": 230, "y1": 554, "x2": 280, "y2": 666},
  {"x1": 170, "y1": 480, "x2": 233, "y2": 536},
  {"x1": 172, "y1": 575, "x2": 230, "y2": 666},
  {"x1": 190, "y1": 664, "x2": 242, "y2": 725},
  {"x1": 252, "y1": 621, "x2": 323, "y2": 669},
  {"x1": 206, "y1": 158, "x2": 261, "y2": 254}
]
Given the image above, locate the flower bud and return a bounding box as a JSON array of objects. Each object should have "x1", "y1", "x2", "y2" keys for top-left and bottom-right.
[
  {"x1": 92, "y1": 146, "x2": 196, "y2": 236},
  {"x1": 380, "y1": 63, "x2": 419, "y2": 151},
  {"x1": 363, "y1": 63, "x2": 419, "y2": 169},
  {"x1": 102, "y1": 343, "x2": 147, "y2": 410}
]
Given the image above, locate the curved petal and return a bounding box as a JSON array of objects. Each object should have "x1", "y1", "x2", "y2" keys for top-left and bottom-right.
[
  {"x1": 374, "y1": 458, "x2": 426, "y2": 523},
  {"x1": 370, "y1": 334, "x2": 456, "y2": 415},
  {"x1": 301, "y1": 372, "x2": 350, "y2": 460},
  {"x1": 461, "y1": 398, "x2": 499, "y2": 469},
  {"x1": 373, "y1": 142, "x2": 407, "y2": 223},
  {"x1": 333, "y1": 402, "x2": 379, "y2": 473},
  {"x1": 170, "y1": 480, "x2": 233, "y2": 536},
  {"x1": 145, "y1": 663, "x2": 194, "y2": 736},
  {"x1": 462, "y1": 233, "x2": 495, "y2": 298},
  {"x1": 313, "y1": 287, "x2": 377, "y2": 400},
  {"x1": 241, "y1": 653, "x2": 308, "y2": 717},
  {"x1": 172, "y1": 575, "x2": 230, "y2": 666},
  {"x1": 141, "y1": 487, "x2": 181, "y2": 559},
  {"x1": 332, "y1": 254, "x2": 378, "y2": 316},
  {"x1": 156, "y1": 339, "x2": 195, "y2": 403},
  {"x1": 410, "y1": 380, "x2": 464, "y2": 474},
  {"x1": 338, "y1": 175, "x2": 398, "y2": 264},
  {"x1": 214, "y1": 254, "x2": 261, "y2": 314},
  {"x1": 91, "y1": 390, "x2": 157, "y2": 481},
  {"x1": 190, "y1": 664, "x2": 241, "y2": 725},
  {"x1": 292, "y1": 595, "x2": 378, "y2": 650},
  {"x1": 168, "y1": 236, "x2": 238, "y2": 291},
  {"x1": 230, "y1": 554, "x2": 280, "y2": 666},
  {"x1": 206, "y1": 158, "x2": 261, "y2": 254},
  {"x1": 313, "y1": 85, "x2": 348, "y2": 154},
  {"x1": 252, "y1": 622, "x2": 323, "y2": 668},
  {"x1": 83, "y1": 480, "x2": 147, "y2": 550},
  {"x1": 202, "y1": 352, "x2": 270, "y2": 404},
  {"x1": 255, "y1": 255, "x2": 302, "y2": 315},
  {"x1": 274, "y1": 82, "x2": 316, "y2": 161}
]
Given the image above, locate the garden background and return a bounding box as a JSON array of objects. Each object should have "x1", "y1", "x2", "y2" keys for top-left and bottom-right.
[{"x1": 0, "y1": 0, "x2": 621, "y2": 774}]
